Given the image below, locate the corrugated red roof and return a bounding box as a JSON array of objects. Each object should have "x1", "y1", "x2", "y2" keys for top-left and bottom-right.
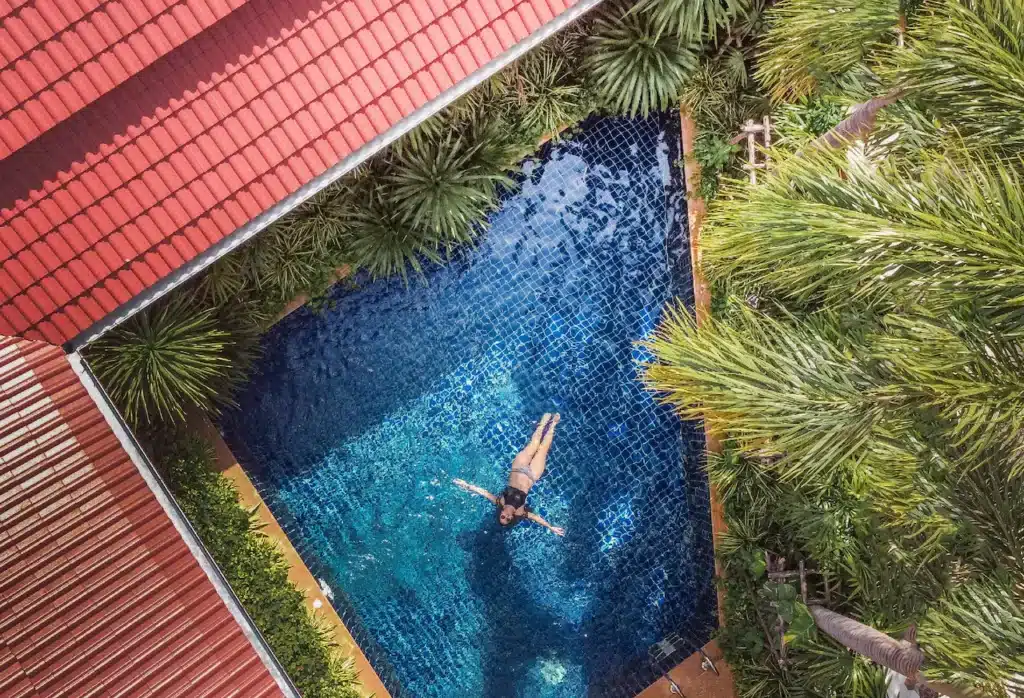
[
  {"x1": 0, "y1": 334, "x2": 285, "y2": 697},
  {"x1": 0, "y1": 0, "x2": 585, "y2": 346}
]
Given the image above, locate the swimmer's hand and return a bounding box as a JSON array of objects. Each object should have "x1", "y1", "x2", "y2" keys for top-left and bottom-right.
[{"x1": 551, "y1": 526, "x2": 566, "y2": 537}]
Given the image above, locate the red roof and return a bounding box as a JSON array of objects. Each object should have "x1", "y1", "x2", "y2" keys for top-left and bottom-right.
[
  {"x1": 0, "y1": 334, "x2": 285, "y2": 697},
  {"x1": 0, "y1": 0, "x2": 586, "y2": 346}
]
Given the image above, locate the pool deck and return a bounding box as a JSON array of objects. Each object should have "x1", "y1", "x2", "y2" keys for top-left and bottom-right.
[
  {"x1": 191, "y1": 416, "x2": 391, "y2": 698},
  {"x1": 636, "y1": 641, "x2": 735, "y2": 698}
]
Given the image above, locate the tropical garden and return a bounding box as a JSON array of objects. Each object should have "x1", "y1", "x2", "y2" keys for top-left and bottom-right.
[
  {"x1": 644, "y1": 0, "x2": 1024, "y2": 695},
  {"x1": 83, "y1": 0, "x2": 1024, "y2": 695}
]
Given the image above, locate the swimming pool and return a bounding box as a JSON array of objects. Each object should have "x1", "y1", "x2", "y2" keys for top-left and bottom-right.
[{"x1": 220, "y1": 114, "x2": 715, "y2": 697}]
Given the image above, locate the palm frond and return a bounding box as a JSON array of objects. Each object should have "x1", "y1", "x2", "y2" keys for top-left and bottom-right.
[
  {"x1": 387, "y1": 131, "x2": 510, "y2": 244},
  {"x1": 587, "y1": 4, "x2": 698, "y2": 118},
  {"x1": 641, "y1": 304, "x2": 910, "y2": 490},
  {"x1": 87, "y1": 299, "x2": 240, "y2": 425},
  {"x1": 703, "y1": 146, "x2": 1024, "y2": 313},
  {"x1": 938, "y1": 453, "x2": 1024, "y2": 579},
  {"x1": 920, "y1": 578, "x2": 1024, "y2": 692},
  {"x1": 895, "y1": 0, "x2": 1024, "y2": 156},
  {"x1": 345, "y1": 185, "x2": 443, "y2": 281},
  {"x1": 878, "y1": 309, "x2": 1024, "y2": 475},
  {"x1": 632, "y1": 0, "x2": 748, "y2": 41},
  {"x1": 504, "y1": 49, "x2": 590, "y2": 141},
  {"x1": 755, "y1": 0, "x2": 900, "y2": 103}
]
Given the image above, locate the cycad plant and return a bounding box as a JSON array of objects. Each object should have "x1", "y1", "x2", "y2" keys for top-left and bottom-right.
[
  {"x1": 503, "y1": 49, "x2": 590, "y2": 141},
  {"x1": 632, "y1": 0, "x2": 749, "y2": 41},
  {"x1": 87, "y1": 298, "x2": 242, "y2": 425},
  {"x1": 345, "y1": 182, "x2": 443, "y2": 280},
  {"x1": 587, "y1": 3, "x2": 698, "y2": 117}
]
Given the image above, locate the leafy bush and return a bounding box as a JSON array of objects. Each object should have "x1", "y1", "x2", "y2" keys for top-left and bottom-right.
[
  {"x1": 162, "y1": 439, "x2": 362, "y2": 698},
  {"x1": 88, "y1": 298, "x2": 245, "y2": 425},
  {"x1": 587, "y1": 3, "x2": 698, "y2": 117},
  {"x1": 387, "y1": 130, "x2": 510, "y2": 243},
  {"x1": 692, "y1": 132, "x2": 739, "y2": 200}
]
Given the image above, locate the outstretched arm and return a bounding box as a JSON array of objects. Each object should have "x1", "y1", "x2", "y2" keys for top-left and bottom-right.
[
  {"x1": 527, "y1": 511, "x2": 565, "y2": 536},
  {"x1": 453, "y1": 478, "x2": 497, "y2": 504}
]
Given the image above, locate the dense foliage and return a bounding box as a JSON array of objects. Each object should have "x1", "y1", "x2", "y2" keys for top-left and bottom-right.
[
  {"x1": 89, "y1": 0, "x2": 772, "y2": 428},
  {"x1": 87, "y1": 298, "x2": 248, "y2": 426},
  {"x1": 162, "y1": 439, "x2": 362, "y2": 698},
  {"x1": 645, "y1": 0, "x2": 1024, "y2": 695}
]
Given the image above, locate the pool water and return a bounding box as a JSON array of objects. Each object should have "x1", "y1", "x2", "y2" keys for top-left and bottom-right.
[{"x1": 220, "y1": 114, "x2": 716, "y2": 697}]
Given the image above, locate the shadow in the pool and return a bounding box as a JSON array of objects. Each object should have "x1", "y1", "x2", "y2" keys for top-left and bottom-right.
[{"x1": 462, "y1": 523, "x2": 578, "y2": 697}]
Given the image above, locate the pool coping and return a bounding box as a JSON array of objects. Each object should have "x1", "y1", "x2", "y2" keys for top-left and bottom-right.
[{"x1": 189, "y1": 414, "x2": 392, "y2": 698}]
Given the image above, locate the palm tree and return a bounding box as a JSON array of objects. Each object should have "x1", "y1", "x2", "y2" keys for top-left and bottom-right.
[{"x1": 643, "y1": 0, "x2": 1024, "y2": 693}]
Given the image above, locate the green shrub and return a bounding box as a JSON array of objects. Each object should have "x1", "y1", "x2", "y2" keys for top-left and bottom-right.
[
  {"x1": 502, "y1": 49, "x2": 592, "y2": 141},
  {"x1": 87, "y1": 298, "x2": 245, "y2": 425},
  {"x1": 587, "y1": 4, "x2": 698, "y2": 117},
  {"x1": 387, "y1": 131, "x2": 509, "y2": 244},
  {"x1": 633, "y1": 0, "x2": 748, "y2": 41},
  {"x1": 162, "y1": 439, "x2": 363, "y2": 698}
]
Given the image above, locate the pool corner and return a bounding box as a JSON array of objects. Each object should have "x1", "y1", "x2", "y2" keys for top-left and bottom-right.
[{"x1": 190, "y1": 414, "x2": 391, "y2": 698}]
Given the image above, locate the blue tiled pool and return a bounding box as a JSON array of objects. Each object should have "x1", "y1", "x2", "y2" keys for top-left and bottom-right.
[{"x1": 220, "y1": 114, "x2": 715, "y2": 697}]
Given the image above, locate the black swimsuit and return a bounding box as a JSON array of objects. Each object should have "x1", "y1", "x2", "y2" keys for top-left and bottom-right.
[{"x1": 498, "y1": 486, "x2": 531, "y2": 522}]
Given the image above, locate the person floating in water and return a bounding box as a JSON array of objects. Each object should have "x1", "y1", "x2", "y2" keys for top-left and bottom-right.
[{"x1": 453, "y1": 413, "x2": 565, "y2": 536}]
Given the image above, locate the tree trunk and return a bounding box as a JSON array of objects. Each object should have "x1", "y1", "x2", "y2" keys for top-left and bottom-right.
[{"x1": 808, "y1": 605, "x2": 924, "y2": 676}]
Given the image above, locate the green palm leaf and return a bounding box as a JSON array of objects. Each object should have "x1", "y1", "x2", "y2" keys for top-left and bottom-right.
[
  {"x1": 587, "y1": 4, "x2": 698, "y2": 118},
  {"x1": 87, "y1": 299, "x2": 239, "y2": 425},
  {"x1": 642, "y1": 304, "x2": 908, "y2": 489},
  {"x1": 632, "y1": 0, "x2": 748, "y2": 41},
  {"x1": 896, "y1": 0, "x2": 1024, "y2": 156},
  {"x1": 703, "y1": 146, "x2": 1024, "y2": 314},
  {"x1": 755, "y1": 0, "x2": 900, "y2": 103}
]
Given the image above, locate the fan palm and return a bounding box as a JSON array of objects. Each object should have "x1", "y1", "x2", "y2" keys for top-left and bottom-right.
[
  {"x1": 87, "y1": 299, "x2": 240, "y2": 425},
  {"x1": 587, "y1": 4, "x2": 698, "y2": 117}
]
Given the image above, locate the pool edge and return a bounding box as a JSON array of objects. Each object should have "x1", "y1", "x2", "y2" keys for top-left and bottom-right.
[
  {"x1": 634, "y1": 109, "x2": 736, "y2": 698},
  {"x1": 190, "y1": 414, "x2": 392, "y2": 698}
]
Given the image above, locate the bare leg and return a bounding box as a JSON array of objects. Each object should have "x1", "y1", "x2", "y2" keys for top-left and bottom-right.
[
  {"x1": 513, "y1": 413, "x2": 552, "y2": 466},
  {"x1": 528, "y1": 413, "x2": 559, "y2": 480}
]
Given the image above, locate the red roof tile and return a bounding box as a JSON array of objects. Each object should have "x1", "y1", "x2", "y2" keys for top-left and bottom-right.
[
  {"x1": 0, "y1": 334, "x2": 285, "y2": 697},
  {"x1": 0, "y1": 0, "x2": 587, "y2": 346}
]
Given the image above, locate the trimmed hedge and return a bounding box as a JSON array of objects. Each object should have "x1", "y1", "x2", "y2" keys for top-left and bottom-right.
[{"x1": 161, "y1": 439, "x2": 363, "y2": 698}]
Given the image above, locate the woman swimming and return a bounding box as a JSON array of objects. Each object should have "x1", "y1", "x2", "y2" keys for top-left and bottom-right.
[{"x1": 453, "y1": 413, "x2": 565, "y2": 536}]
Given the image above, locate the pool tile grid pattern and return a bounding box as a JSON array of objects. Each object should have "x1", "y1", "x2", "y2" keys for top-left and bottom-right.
[{"x1": 221, "y1": 113, "x2": 716, "y2": 697}]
